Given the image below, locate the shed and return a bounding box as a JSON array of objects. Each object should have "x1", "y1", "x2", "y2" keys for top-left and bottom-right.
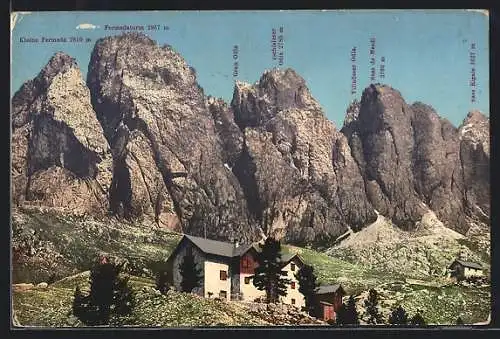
[{"x1": 313, "y1": 284, "x2": 345, "y2": 321}]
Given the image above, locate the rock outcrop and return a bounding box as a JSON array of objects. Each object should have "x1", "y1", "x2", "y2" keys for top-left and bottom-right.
[
  {"x1": 230, "y1": 69, "x2": 376, "y2": 243},
  {"x1": 458, "y1": 110, "x2": 490, "y2": 223},
  {"x1": 343, "y1": 84, "x2": 490, "y2": 234},
  {"x1": 86, "y1": 33, "x2": 252, "y2": 240},
  {"x1": 343, "y1": 84, "x2": 427, "y2": 230},
  {"x1": 207, "y1": 96, "x2": 244, "y2": 167},
  {"x1": 11, "y1": 52, "x2": 113, "y2": 216},
  {"x1": 410, "y1": 102, "x2": 467, "y2": 233}
]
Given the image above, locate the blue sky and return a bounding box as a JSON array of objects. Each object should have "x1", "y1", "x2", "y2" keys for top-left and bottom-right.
[{"x1": 11, "y1": 10, "x2": 489, "y2": 128}]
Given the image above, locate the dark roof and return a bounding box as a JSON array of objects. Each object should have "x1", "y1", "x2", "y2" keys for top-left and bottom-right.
[
  {"x1": 316, "y1": 284, "x2": 343, "y2": 295},
  {"x1": 249, "y1": 242, "x2": 303, "y2": 265},
  {"x1": 450, "y1": 259, "x2": 483, "y2": 270},
  {"x1": 233, "y1": 242, "x2": 259, "y2": 257},
  {"x1": 280, "y1": 253, "x2": 296, "y2": 263},
  {"x1": 184, "y1": 234, "x2": 253, "y2": 257},
  {"x1": 181, "y1": 235, "x2": 303, "y2": 265}
]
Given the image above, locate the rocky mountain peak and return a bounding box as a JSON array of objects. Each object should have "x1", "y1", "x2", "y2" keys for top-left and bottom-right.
[
  {"x1": 459, "y1": 110, "x2": 489, "y2": 155},
  {"x1": 340, "y1": 99, "x2": 360, "y2": 138},
  {"x1": 258, "y1": 68, "x2": 306, "y2": 90},
  {"x1": 360, "y1": 83, "x2": 408, "y2": 116},
  {"x1": 41, "y1": 52, "x2": 78, "y2": 75},
  {"x1": 11, "y1": 51, "x2": 113, "y2": 216},
  {"x1": 12, "y1": 52, "x2": 81, "y2": 128},
  {"x1": 464, "y1": 110, "x2": 488, "y2": 124},
  {"x1": 29, "y1": 52, "x2": 80, "y2": 93},
  {"x1": 344, "y1": 82, "x2": 490, "y2": 234},
  {"x1": 457, "y1": 110, "x2": 489, "y2": 222},
  {"x1": 344, "y1": 99, "x2": 360, "y2": 124},
  {"x1": 86, "y1": 32, "x2": 252, "y2": 238},
  {"x1": 411, "y1": 101, "x2": 436, "y2": 114},
  {"x1": 231, "y1": 68, "x2": 323, "y2": 130}
]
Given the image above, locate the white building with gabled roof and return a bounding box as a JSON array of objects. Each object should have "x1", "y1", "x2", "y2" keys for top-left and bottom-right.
[{"x1": 165, "y1": 234, "x2": 306, "y2": 308}]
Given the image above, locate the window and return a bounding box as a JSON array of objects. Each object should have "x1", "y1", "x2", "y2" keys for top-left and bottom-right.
[
  {"x1": 219, "y1": 290, "x2": 227, "y2": 299},
  {"x1": 291, "y1": 263, "x2": 296, "y2": 272},
  {"x1": 220, "y1": 270, "x2": 227, "y2": 281},
  {"x1": 291, "y1": 282, "x2": 296, "y2": 289},
  {"x1": 291, "y1": 298, "x2": 296, "y2": 305},
  {"x1": 244, "y1": 277, "x2": 251, "y2": 284}
]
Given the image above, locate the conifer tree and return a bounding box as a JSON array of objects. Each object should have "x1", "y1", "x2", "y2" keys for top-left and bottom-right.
[
  {"x1": 179, "y1": 251, "x2": 202, "y2": 293},
  {"x1": 335, "y1": 303, "x2": 347, "y2": 325},
  {"x1": 156, "y1": 270, "x2": 170, "y2": 295},
  {"x1": 72, "y1": 257, "x2": 134, "y2": 326},
  {"x1": 364, "y1": 288, "x2": 384, "y2": 324},
  {"x1": 295, "y1": 264, "x2": 319, "y2": 315},
  {"x1": 410, "y1": 309, "x2": 426, "y2": 326},
  {"x1": 251, "y1": 237, "x2": 291, "y2": 303},
  {"x1": 456, "y1": 316, "x2": 464, "y2": 325},
  {"x1": 388, "y1": 305, "x2": 409, "y2": 325},
  {"x1": 345, "y1": 295, "x2": 360, "y2": 325},
  {"x1": 335, "y1": 295, "x2": 359, "y2": 326},
  {"x1": 72, "y1": 285, "x2": 98, "y2": 325}
]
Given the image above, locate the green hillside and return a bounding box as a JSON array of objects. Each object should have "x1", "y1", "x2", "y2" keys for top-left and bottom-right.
[
  {"x1": 13, "y1": 271, "x2": 320, "y2": 327},
  {"x1": 11, "y1": 208, "x2": 490, "y2": 326}
]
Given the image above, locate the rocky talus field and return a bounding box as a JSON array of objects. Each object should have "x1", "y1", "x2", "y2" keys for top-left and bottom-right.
[{"x1": 11, "y1": 32, "x2": 490, "y2": 326}]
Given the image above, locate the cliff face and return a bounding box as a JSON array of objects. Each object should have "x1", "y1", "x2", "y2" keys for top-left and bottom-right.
[
  {"x1": 11, "y1": 33, "x2": 490, "y2": 245},
  {"x1": 11, "y1": 52, "x2": 113, "y2": 216},
  {"x1": 86, "y1": 33, "x2": 252, "y2": 240},
  {"x1": 229, "y1": 69, "x2": 377, "y2": 243},
  {"x1": 458, "y1": 111, "x2": 490, "y2": 223},
  {"x1": 343, "y1": 84, "x2": 489, "y2": 234}
]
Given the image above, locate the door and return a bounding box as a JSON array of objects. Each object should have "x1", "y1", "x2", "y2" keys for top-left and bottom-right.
[{"x1": 324, "y1": 305, "x2": 334, "y2": 321}]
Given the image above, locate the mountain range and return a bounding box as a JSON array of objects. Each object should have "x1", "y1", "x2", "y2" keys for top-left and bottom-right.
[{"x1": 11, "y1": 32, "x2": 490, "y2": 247}]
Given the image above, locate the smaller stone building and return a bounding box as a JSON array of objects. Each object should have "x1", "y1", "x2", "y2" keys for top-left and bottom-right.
[{"x1": 448, "y1": 259, "x2": 484, "y2": 281}]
